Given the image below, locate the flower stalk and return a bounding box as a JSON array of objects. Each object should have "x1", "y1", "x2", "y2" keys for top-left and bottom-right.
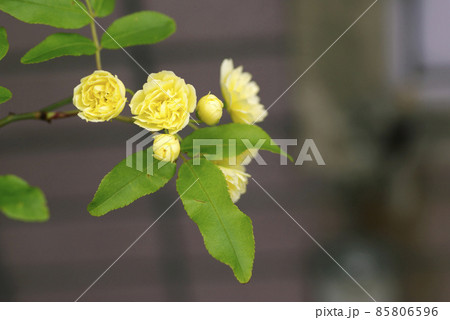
[
  {"x1": 188, "y1": 120, "x2": 199, "y2": 130},
  {"x1": 85, "y1": 0, "x2": 102, "y2": 70}
]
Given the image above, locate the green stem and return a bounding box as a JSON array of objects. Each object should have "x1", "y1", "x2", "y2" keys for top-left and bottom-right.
[
  {"x1": 0, "y1": 92, "x2": 137, "y2": 128},
  {"x1": 0, "y1": 96, "x2": 73, "y2": 128},
  {"x1": 48, "y1": 110, "x2": 79, "y2": 119},
  {"x1": 0, "y1": 112, "x2": 39, "y2": 128},
  {"x1": 180, "y1": 153, "x2": 189, "y2": 162},
  {"x1": 0, "y1": 110, "x2": 78, "y2": 128},
  {"x1": 114, "y1": 116, "x2": 135, "y2": 124},
  {"x1": 188, "y1": 122, "x2": 199, "y2": 130},
  {"x1": 85, "y1": 0, "x2": 102, "y2": 70},
  {"x1": 41, "y1": 96, "x2": 73, "y2": 112},
  {"x1": 126, "y1": 88, "x2": 135, "y2": 96}
]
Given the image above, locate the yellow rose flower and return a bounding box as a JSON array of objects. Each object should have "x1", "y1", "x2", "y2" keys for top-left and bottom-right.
[
  {"x1": 73, "y1": 70, "x2": 126, "y2": 122},
  {"x1": 220, "y1": 59, "x2": 267, "y2": 124},
  {"x1": 130, "y1": 71, "x2": 197, "y2": 134},
  {"x1": 196, "y1": 93, "x2": 223, "y2": 126},
  {"x1": 153, "y1": 134, "x2": 180, "y2": 163},
  {"x1": 216, "y1": 164, "x2": 250, "y2": 203},
  {"x1": 213, "y1": 149, "x2": 257, "y2": 202}
]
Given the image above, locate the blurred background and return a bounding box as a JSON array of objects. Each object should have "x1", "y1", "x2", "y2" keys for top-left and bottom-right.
[{"x1": 0, "y1": 0, "x2": 449, "y2": 301}]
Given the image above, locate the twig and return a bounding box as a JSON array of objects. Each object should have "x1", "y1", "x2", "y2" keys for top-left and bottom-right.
[
  {"x1": 0, "y1": 110, "x2": 78, "y2": 128},
  {"x1": 85, "y1": 0, "x2": 102, "y2": 70}
]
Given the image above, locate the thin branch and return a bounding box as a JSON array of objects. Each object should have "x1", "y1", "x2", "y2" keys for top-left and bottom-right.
[
  {"x1": 0, "y1": 97, "x2": 74, "y2": 128},
  {"x1": 188, "y1": 121, "x2": 199, "y2": 130},
  {"x1": 41, "y1": 96, "x2": 73, "y2": 112},
  {"x1": 180, "y1": 153, "x2": 190, "y2": 162},
  {"x1": 114, "y1": 116, "x2": 135, "y2": 124},
  {"x1": 85, "y1": 0, "x2": 102, "y2": 70},
  {"x1": 126, "y1": 88, "x2": 135, "y2": 96},
  {"x1": 0, "y1": 110, "x2": 78, "y2": 128}
]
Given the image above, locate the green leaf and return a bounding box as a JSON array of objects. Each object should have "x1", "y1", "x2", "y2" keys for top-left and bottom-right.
[
  {"x1": 0, "y1": 86, "x2": 12, "y2": 104},
  {"x1": 181, "y1": 123, "x2": 293, "y2": 161},
  {"x1": 0, "y1": 0, "x2": 91, "y2": 29},
  {"x1": 88, "y1": 149, "x2": 176, "y2": 217},
  {"x1": 21, "y1": 33, "x2": 97, "y2": 64},
  {"x1": 0, "y1": 27, "x2": 8, "y2": 61},
  {"x1": 0, "y1": 175, "x2": 49, "y2": 222},
  {"x1": 101, "y1": 11, "x2": 176, "y2": 49},
  {"x1": 91, "y1": 0, "x2": 116, "y2": 18},
  {"x1": 177, "y1": 159, "x2": 255, "y2": 283}
]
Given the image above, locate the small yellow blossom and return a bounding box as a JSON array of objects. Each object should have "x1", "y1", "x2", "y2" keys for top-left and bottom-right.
[
  {"x1": 220, "y1": 59, "x2": 267, "y2": 124},
  {"x1": 130, "y1": 71, "x2": 197, "y2": 134},
  {"x1": 153, "y1": 134, "x2": 180, "y2": 163},
  {"x1": 214, "y1": 150, "x2": 253, "y2": 202},
  {"x1": 73, "y1": 70, "x2": 126, "y2": 122},
  {"x1": 216, "y1": 164, "x2": 250, "y2": 203},
  {"x1": 196, "y1": 93, "x2": 223, "y2": 126}
]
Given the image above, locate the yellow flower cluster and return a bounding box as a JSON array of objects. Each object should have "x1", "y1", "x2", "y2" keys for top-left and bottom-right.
[{"x1": 73, "y1": 59, "x2": 266, "y2": 200}]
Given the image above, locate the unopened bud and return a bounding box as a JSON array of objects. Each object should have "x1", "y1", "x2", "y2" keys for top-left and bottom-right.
[{"x1": 196, "y1": 93, "x2": 223, "y2": 126}]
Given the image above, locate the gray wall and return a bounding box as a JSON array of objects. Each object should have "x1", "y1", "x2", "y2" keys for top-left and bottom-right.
[{"x1": 0, "y1": 0, "x2": 449, "y2": 301}]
